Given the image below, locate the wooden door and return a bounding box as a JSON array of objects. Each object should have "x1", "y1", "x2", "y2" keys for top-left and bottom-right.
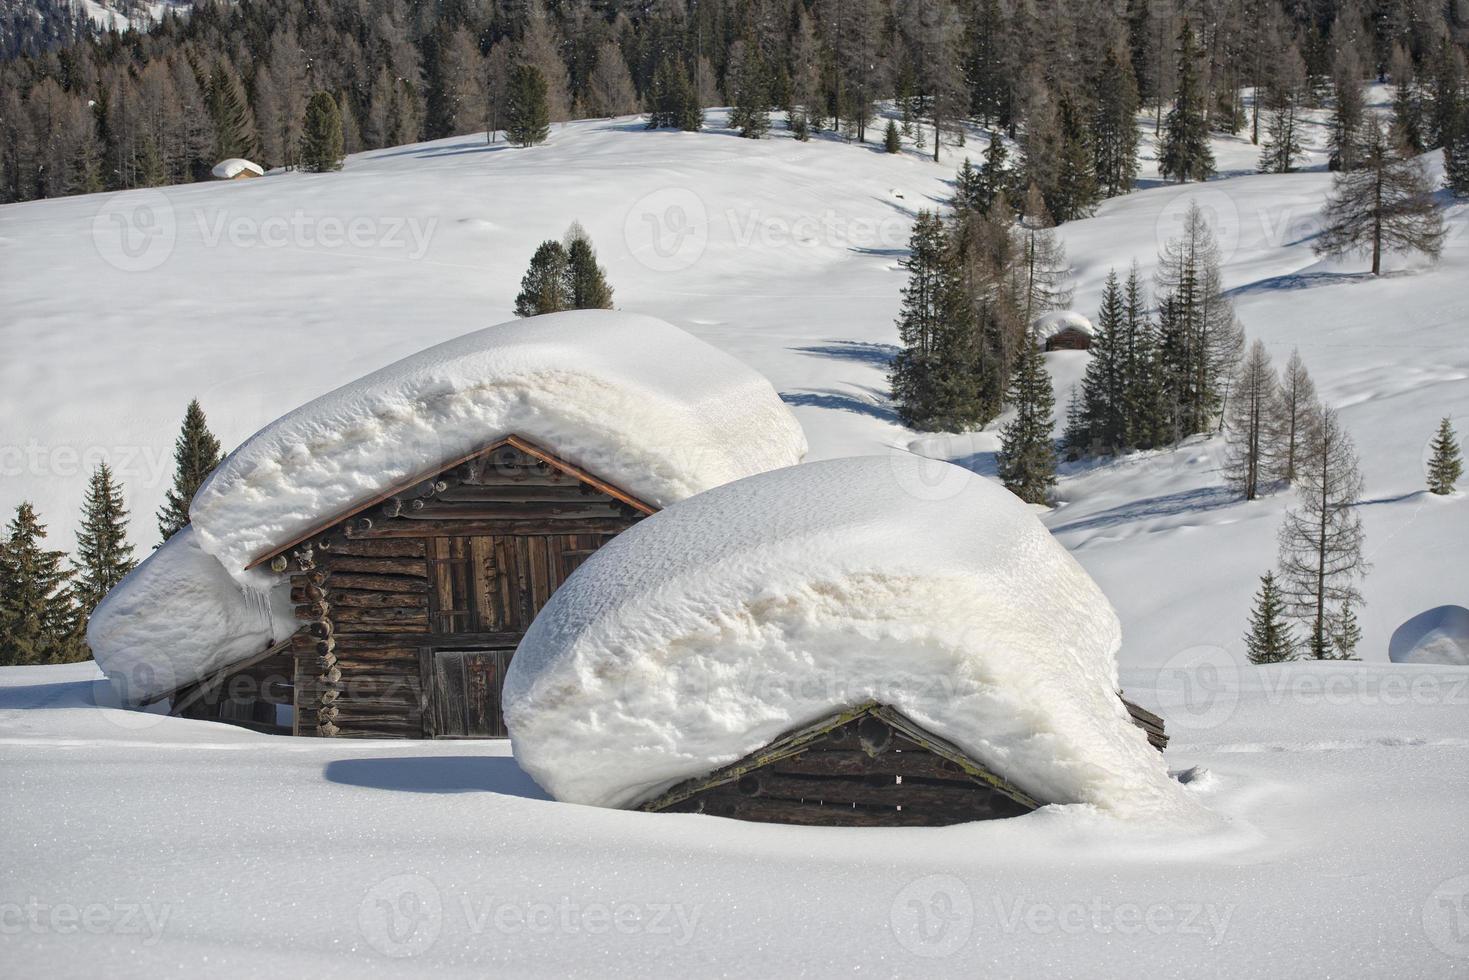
[
  {"x1": 428, "y1": 649, "x2": 514, "y2": 737},
  {"x1": 427, "y1": 534, "x2": 615, "y2": 635}
]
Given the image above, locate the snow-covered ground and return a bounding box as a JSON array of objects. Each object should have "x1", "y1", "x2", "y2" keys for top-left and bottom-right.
[{"x1": 2, "y1": 103, "x2": 1468, "y2": 975}]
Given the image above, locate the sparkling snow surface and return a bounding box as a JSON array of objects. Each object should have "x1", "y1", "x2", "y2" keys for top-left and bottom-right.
[
  {"x1": 190, "y1": 310, "x2": 806, "y2": 580},
  {"x1": 507, "y1": 456, "x2": 1202, "y2": 822}
]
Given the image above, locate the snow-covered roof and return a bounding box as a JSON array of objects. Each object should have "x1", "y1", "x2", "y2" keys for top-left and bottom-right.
[
  {"x1": 503, "y1": 455, "x2": 1203, "y2": 823},
  {"x1": 91, "y1": 311, "x2": 805, "y2": 703},
  {"x1": 87, "y1": 527, "x2": 294, "y2": 705},
  {"x1": 1034, "y1": 310, "x2": 1095, "y2": 339},
  {"x1": 191, "y1": 310, "x2": 807, "y2": 579},
  {"x1": 211, "y1": 158, "x2": 264, "y2": 179}
]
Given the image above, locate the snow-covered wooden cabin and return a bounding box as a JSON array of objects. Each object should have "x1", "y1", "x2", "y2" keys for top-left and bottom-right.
[
  {"x1": 504, "y1": 457, "x2": 1185, "y2": 828},
  {"x1": 211, "y1": 158, "x2": 264, "y2": 180},
  {"x1": 87, "y1": 311, "x2": 807, "y2": 739},
  {"x1": 1037, "y1": 310, "x2": 1096, "y2": 352}
]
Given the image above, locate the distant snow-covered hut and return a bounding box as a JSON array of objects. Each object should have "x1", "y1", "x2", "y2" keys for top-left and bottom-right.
[
  {"x1": 88, "y1": 311, "x2": 807, "y2": 738},
  {"x1": 1037, "y1": 310, "x2": 1095, "y2": 351},
  {"x1": 504, "y1": 456, "x2": 1185, "y2": 828},
  {"x1": 211, "y1": 158, "x2": 264, "y2": 180}
]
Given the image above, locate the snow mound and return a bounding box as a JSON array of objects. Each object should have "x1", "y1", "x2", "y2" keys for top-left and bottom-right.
[
  {"x1": 86, "y1": 528, "x2": 294, "y2": 705},
  {"x1": 1034, "y1": 310, "x2": 1095, "y2": 340},
  {"x1": 210, "y1": 158, "x2": 264, "y2": 179},
  {"x1": 1389, "y1": 606, "x2": 1469, "y2": 666},
  {"x1": 504, "y1": 456, "x2": 1204, "y2": 823},
  {"x1": 190, "y1": 310, "x2": 808, "y2": 579}
]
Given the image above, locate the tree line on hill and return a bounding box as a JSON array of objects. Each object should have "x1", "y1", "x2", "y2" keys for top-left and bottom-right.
[{"x1": 4, "y1": 0, "x2": 1469, "y2": 204}]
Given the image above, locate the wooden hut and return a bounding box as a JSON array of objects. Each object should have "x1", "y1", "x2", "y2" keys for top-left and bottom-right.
[{"x1": 170, "y1": 436, "x2": 654, "y2": 738}]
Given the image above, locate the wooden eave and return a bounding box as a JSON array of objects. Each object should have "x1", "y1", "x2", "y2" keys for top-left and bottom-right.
[
  {"x1": 244, "y1": 434, "x2": 658, "y2": 571},
  {"x1": 636, "y1": 700, "x2": 1043, "y2": 814}
]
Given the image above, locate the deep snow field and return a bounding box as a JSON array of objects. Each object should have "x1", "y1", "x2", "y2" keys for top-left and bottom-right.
[{"x1": 2, "y1": 98, "x2": 1468, "y2": 976}]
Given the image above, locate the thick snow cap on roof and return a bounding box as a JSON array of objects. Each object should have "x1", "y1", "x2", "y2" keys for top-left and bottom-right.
[
  {"x1": 190, "y1": 310, "x2": 808, "y2": 579},
  {"x1": 504, "y1": 456, "x2": 1203, "y2": 823},
  {"x1": 1035, "y1": 310, "x2": 1095, "y2": 339},
  {"x1": 87, "y1": 527, "x2": 295, "y2": 705},
  {"x1": 211, "y1": 158, "x2": 264, "y2": 178}
]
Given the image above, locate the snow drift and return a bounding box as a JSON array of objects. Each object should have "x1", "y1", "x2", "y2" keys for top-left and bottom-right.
[
  {"x1": 1389, "y1": 606, "x2": 1469, "y2": 666},
  {"x1": 504, "y1": 456, "x2": 1203, "y2": 823},
  {"x1": 190, "y1": 310, "x2": 808, "y2": 580},
  {"x1": 93, "y1": 311, "x2": 805, "y2": 704},
  {"x1": 87, "y1": 527, "x2": 295, "y2": 704}
]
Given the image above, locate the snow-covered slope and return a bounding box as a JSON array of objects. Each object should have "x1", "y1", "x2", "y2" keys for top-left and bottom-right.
[{"x1": 2, "y1": 102, "x2": 1468, "y2": 976}]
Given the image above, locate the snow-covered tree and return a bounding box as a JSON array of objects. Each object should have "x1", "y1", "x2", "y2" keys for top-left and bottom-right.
[
  {"x1": 73, "y1": 463, "x2": 136, "y2": 623},
  {"x1": 157, "y1": 399, "x2": 223, "y2": 543},
  {"x1": 1314, "y1": 118, "x2": 1445, "y2": 275},
  {"x1": 1277, "y1": 407, "x2": 1370, "y2": 659},
  {"x1": 1224, "y1": 339, "x2": 1280, "y2": 500},
  {"x1": 1427, "y1": 417, "x2": 1463, "y2": 494},
  {"x1": 997, "y1": 335, "x2": 1057, "y2": 504},
  {"x1": 1244, "y1": 571, "x2": 1296, "y2": 664}
]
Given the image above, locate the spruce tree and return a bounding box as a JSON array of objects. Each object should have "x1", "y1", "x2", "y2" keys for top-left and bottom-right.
[
  {"x1": 1244, "y1": 571, "x2": 1297, "y2": 664},
  {"x1": 300, "y1": 91, "x2": 344, "y2": 172},
  {"x1": 646, "y1": 58, "x2": 701, "y2": 132},
  {"x1": 1158, "y1": 24, "x2": 1215, "y2": 183},
  {"x1": 1390, "y1": 45, "x2": 1424, "y2": 153},
  {"x1": 1224, "y1": 339, "x2": 1281, "y2": 500},
  {"x1": 208, "y1": 61, "x2": 261, "y2": 161},
  {"x1": 1051, "y1": 93, "x2": 1098, "y2": 221},
  {"x1": 0, "y1": 503, "x2": 78, "y2": 666},
  {"x1": 1328, "y1": 48, "x2": 1366, "y2": 172},
  {"x1": 1444, "y1": 106, "x2": 1469, "y2": 196},
  {"x1": 505, "y1": 64, "x2": 551, "y2": 148},
  {"x1": 884, "y1": 119, "x2": 901, "y2": 153},
  {"x1": 1315, "y1": 118, "x2": 1445, "y2": 275},
  {"x1": 157, "y1": 399, "x2": 223, "y2": 543},
  {"x1": 997, "y1": 334, "x2": 1057, "y2": 505},
  {"x1": 1277, "y1": 407, "x2": 1369, "y2": 659},
  {"x1": 729, "y1": 46, "x2": 770, "y2": 140},
  {"x1": 952, "y1": 159, "x2": 982, "y2": 211},
  {"x1": 1118, "y1": 264, "x2": 1167, "y2": 450},
  {"x1": 1076, "y1": 270, "x2": 1127, "y2": 453},
  {"x1": 1092, "y1": 47, "x2": 1140, "y2": 198},
  {"x1": 513, "y1": 240, "x2": 571, "y2": 317},
  {"x1": 563, "y1": 222, "x2": 613, "y2": 310},
  {"x1": 1427, "y1": 417, "x2": 1463, "y2": 494},
  {"x1": 1327, "y1": 601, "x2": 1362, "y2": 660},
  {"x1": 73, "y1": 463, "x2": 136, "y2": 622}
]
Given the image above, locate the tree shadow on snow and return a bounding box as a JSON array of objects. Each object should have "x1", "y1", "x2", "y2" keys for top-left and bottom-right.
[
  {"x1": 781, "y1": 387, "x2": 897, "y2": 422},
  {"x1": 323, "y1": 756, "x2": 551, "y2": 799},
  {"x1": 1049, "y1": 485, "x2": 1237, "y2": 535},
  {"x1": 1224, "y1": 269, "x2": 1382, "y2": 297},
  {"x1": 790, "y1": 340, "x2": 900, "y2": 367},
  {"x1": 371, "y1": 140, "x2": 513, "y2": 160}
]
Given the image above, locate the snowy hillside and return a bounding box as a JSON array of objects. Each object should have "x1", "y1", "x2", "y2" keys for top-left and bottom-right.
[{"x1": 2, "y1": 103, "x2": 1468, "y2": 975}]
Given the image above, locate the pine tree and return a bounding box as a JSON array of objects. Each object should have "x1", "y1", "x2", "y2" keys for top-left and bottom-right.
[
  {"x1": 562, "y1": 222, "x2": 613, "y2": 310},
  {"x1": 1273, "y1": 349, "x2": 1317, "y2": 483},
  {"x1": 1327, "y1": 601, "x2": 1362, "y2": 660},
  {"x1": 1224, "y1": 339, "x2": 1280, "y2": 500},
  {"x1": 1092, "y1": 47, "x2": 1140, "y2": 198},
  {"x1": 884, "y1": 119, "x2": 901, "y2": 153},
  {"x1": 1244, "y1": 571, "x2": 1297, "y2": 664},
  {"x1": 997, "y1": 334, "x2": 1057, "y2": 504},
  {"x1": 513, "y1": 240, "x2": 571, "y2": 317},
  {"x1": 157, "y1": 399, "x2": 223, "y2": 543},
  {"x1": 207, "y1": 61, "x2": 260, "y2": 162},
  {"x1": 73, "y1": 463, "x2": 136, "y2": 623},
  {"x1": 1427, "y1": 417, "x2": 1463, "y2": 494},
  {"x1": 1119, "y1": 263, "x2": 1168, "y2": 450},
  {"x1": 729, "y1": 45, "x2": 770, "y2": 140},
  {"x1": 890, "y1": 211, "x2": 983, "y2": 430},
  {"x1": 1158, "y1": 24, "x2": 1215, "y2": 183},
  {"x1": 1444, "y1": 105, "x2": 1469, "y2": 196},
  {"x1": 1316, "y1": 119, "x2": 1445, "y2": 275},
  {"x1": 300, "y1": 91, "x2": 344, "y2": 173},
  {"x1": 1277, "y1": 407, "x2": 1370, "y2": 659},
  {"x1": 646, "y1": 58, "x2": 701, "y2": 132},
  {"x1": 1389, "y1": 45, "x2": 1424, "y2": 153},
  {"x1": 505, "y1": 64, "x2": 551, "y2": 148},
  {"x1": 976, "y1": 134, "x2": 1012, "y2": 214},
  {"x1": 952, "y1": 159, "x2": 982, "y2": 210},
  {"x1": 1154, "y1": 202, "x2": 1243, "y2": 437},
  {"x1": 1076, "y1": 270, "x2": 1127, "y2": 453},
  {"x1": 0, "y1": 503, "x2": 78, "y2": 666},
  {"x1": 1051, "y1": 93, "x2": 1098, "y2": 221}
]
